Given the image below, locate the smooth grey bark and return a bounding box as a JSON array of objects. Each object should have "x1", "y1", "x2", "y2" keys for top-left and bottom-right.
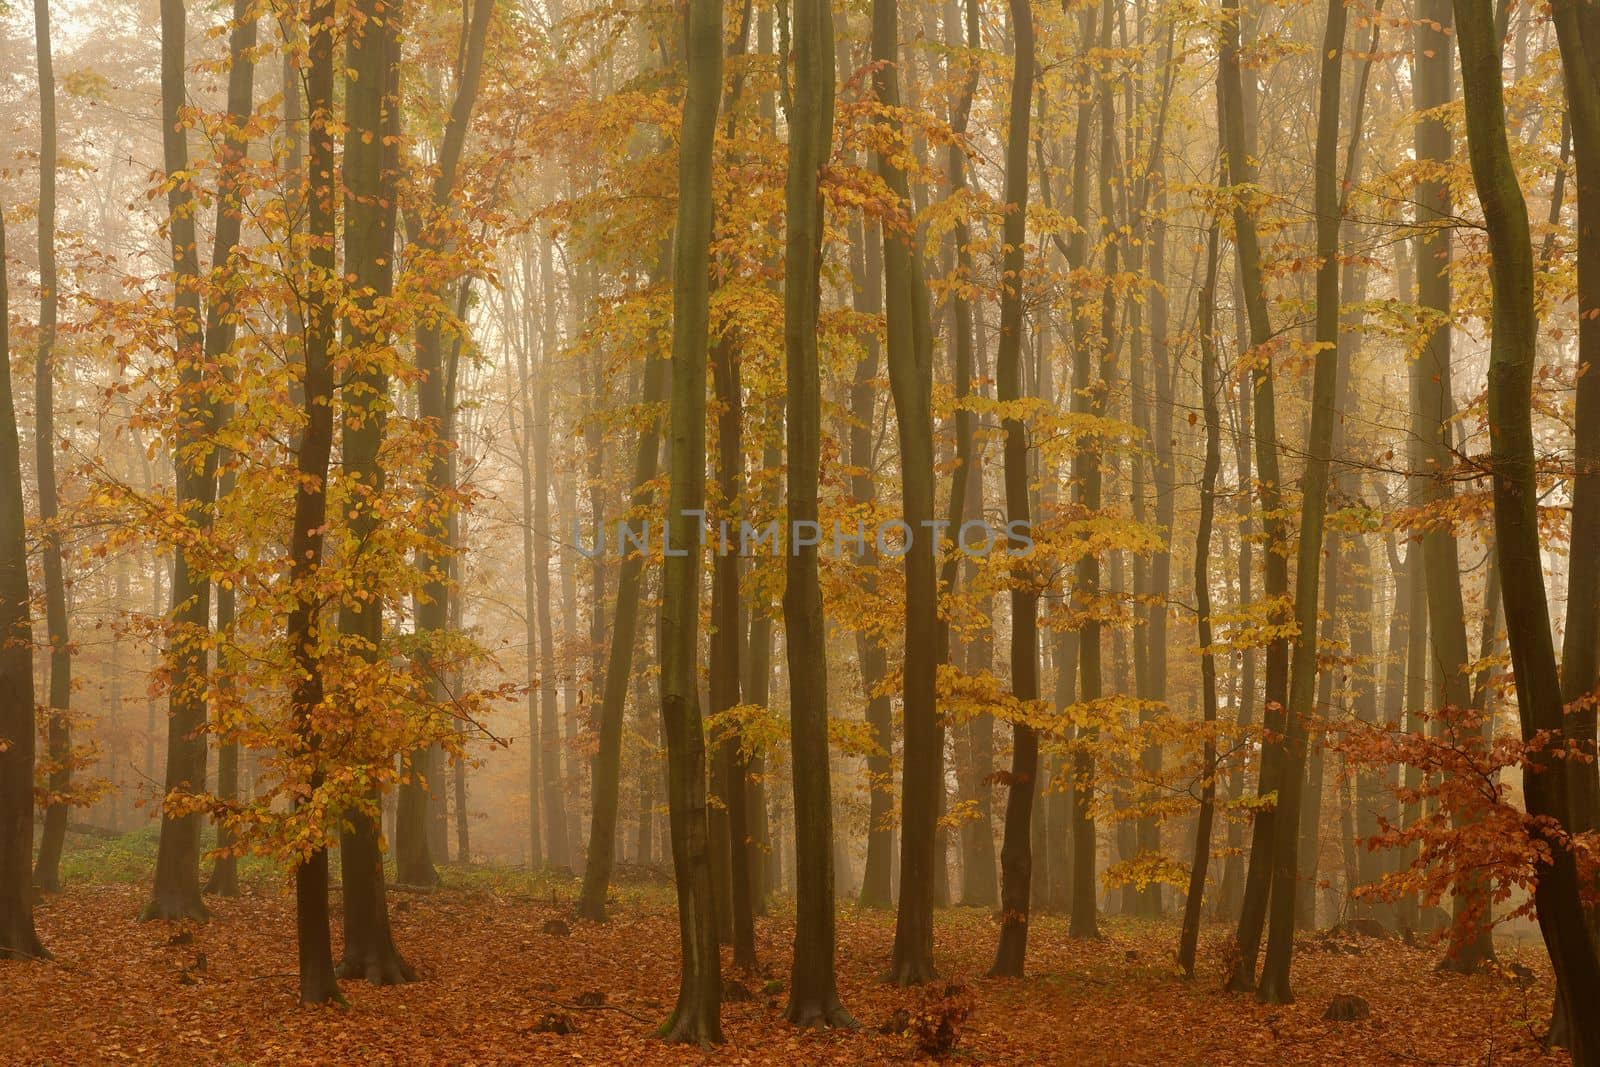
[
  {"x1": 657, "y1": 0, "x2": 724, "y2": 1039},
  {"x1": 988, "y1": 0, "x2": 1037, "y2": 979},
  {"x1": 577, "y1": 250, "x2": 669, "y2": 920},
  {"x1": 534, "y1": 239, "x2": 571, "y2": 871},
  {"x1": 146, "y1": 0, "x2": 216, "y2": 924},
  {"x1": 1064, "y1": 0, "x2": 1101, "y2": 942},
  {"x1": 335, "y1": 0, "x2": 412, "y2": 983},
  {"x1": 941, "y1": 0, "x2": 998, "y2": 915},
  {"x1": 399, "y1": 0, "x2": 495, "y2": 887},
  {"x1": 286, "y1": 0, "x2": 340, "y2": 1002},
  {"x1": 30, "y1": 0, "x2": 70, "y2": 895},
  {"x1": 1220, "y1": 0, "x2": 1292, "y2": 988},
  {"x1": 1454, "y1": 0, "x2": 1600, "y2": 1050},
  {"x1": 1178, "y1": 219, "x2": 1222, "y2": 978},
  {"x1": 1256, "y1": 0, "x2": 1346, "y2": 1002},
  {"x1": 0, "y1": 201, "x2": 47, "y2": 961},
  {"x1": 782, "y1": 0, "x2": 852, "y2": 1027},
  {"x1": 875, "y1": 0, "x2": 943, "y2": 987}
]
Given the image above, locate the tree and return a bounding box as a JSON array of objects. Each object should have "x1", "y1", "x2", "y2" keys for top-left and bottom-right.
[
  {"x1": 201, "y1": 0, "x2": 261, "y2": 906},
  {"x1": 1064, "y1": 0, "x2": 1101, "y2": 941},
  {"x1": 515, "y1": 245, "x2": 544, "y2": 874},
  {"x1": 656, "y1": 0, "x2": 724, "y2": 1039},
  {"x1": 286, "y1": 0, "x2": 342, "y2": 1003},
  {"x1": 1411, "y1": 0, "x2": 1493, "y2": 971},
  {"x1": 1453, "y1": 0, "x2": 1600, "y2": 1052},
  {"x1": 1178, "y1": 217, "x2": 1222, "y2": 979},
  {"x1": 1551, "y1": 0, "x2": 1600, "y2": 1044},
  {"x1": 1219, "y1": 0, "x2": 1291, "y2": 988},
  {"x1": 533, "y1": 237, "x2": 570, "y2": 873},
  {"x1": 146, "y1": 0, "x2": 218, "y2": 924},
  {"x1": 30, "y1": 0, "x2": 71, "y2": 896},
  {"x1": 1255, "y1": 0, "x2": 1347, "y2": 1002},
  {"x1": 876, "y1": 0, "x2": 943, "y2": 986},
  {"x1": 576, "y1": 255, "x2": 669, "y2": 920},
  {"x1": 398, "y1": 0, "x2": 496, "y2": 887},
  {"x1": 337, "y1": 0, "x2": 414, "y2": 984},
  {"x1": 988, "y1": 0, "x2": 1038, "y2": 980},
  {"x1": 0, "y1": 203, "x2": 47, "y2": 962},
  {"x1": 782, "y1": 0, "x2": 853, "y2": 1026},
  {"x1": 940, "y1": 0, "x2": 998, "y2": 916}
]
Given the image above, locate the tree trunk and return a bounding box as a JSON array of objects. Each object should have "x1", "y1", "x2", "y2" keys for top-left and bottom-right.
[
  {"x1": 1551, "y1": 0, "x2": 1600, "y2": 1045},
  {"x1": 29, "y1": 0, "x2": 71, "y2": 896},
  {"x1": 515, "y1": 246, "x2": 544, "y2": 873},
  {"x1": 286, "y1": 1, "x2": 341, "y2": 1002},
  {"x1": 941, "y1": 0, "x2": 997, "y2": 916},
  {"x1": 875, "y1": 0, "x2": 942, "y2": 988},
  {"x1": 1178, "y1": 220, "x2": 1222, "y2": 978},
  {"x1": 710, "y1": 236, "x2": 756, "y2": 974},
  {"x1": 988, "y1": 0, "x2": 1037, "y2": 979},
  {"x1": 782, "y1": 0, "x2": 852, "y2": 1026},
  {"x1": 204, "y1": 478, "x2": 240, "y2": 899},
  {"x1": 335, "y1": 0, "x2": 412, "y2": 983},
  {"x1": 0, "y1": 198, "x2": 47, "y2": 961},
  {"x1": 1220, "y1": 0, "x2": 1292, "y2": 987},
  {"x1": 1067, "y1": 0, "x2": 1102, "y2": 942},
  {"x1": 1216, "y1": 341, "x2": 1256, "y2": 923},
  {"x1": 198, "y1": 0, "x2": 259, "y2": 902},
  {"x1": 534, "y1": 240, "x2": 571, "y2": 872},
  {"x1": 1454, "y1": 0, "x2": 1600, "y2": 1051},
  {"x1": 1256, "y1": 0, "x2": 1346, "y2": 1003},
  {"x1": 847, "y1": 212, "x2": 896, "y2": 910},
  {"x1": 1410, "y1": 0, "x2": 1497, "y2": 971},
  {"x1": 398, "y1": 0, "x2": 494, "y2": 887},
  {"x1": 146, "y1": 0, "x2": 216, "y2": 924},
  {"x1": 657, "y1": 0, "x2": 724, "y2": 1039},
  {"x1": 577, "y1": 249, "x2": 670, "y2": 920}
]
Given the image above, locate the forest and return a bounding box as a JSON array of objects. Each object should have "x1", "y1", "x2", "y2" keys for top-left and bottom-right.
[{"x1": 0, "y1": 0, "x2": 1596, "y2": 1059}]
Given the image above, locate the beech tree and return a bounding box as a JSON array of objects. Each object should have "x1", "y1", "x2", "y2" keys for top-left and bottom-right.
[
  {"x1": 656, "y1": 0, "x2": 723, "y2": 1039},
  {"x1": 0, "y1": 202, "x2": 46, "y2": 962}
]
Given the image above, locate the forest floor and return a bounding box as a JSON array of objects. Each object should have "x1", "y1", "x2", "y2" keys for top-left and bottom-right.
[{"x1": 0, "y1": 833, "x2": 1566, "y2": 1065}]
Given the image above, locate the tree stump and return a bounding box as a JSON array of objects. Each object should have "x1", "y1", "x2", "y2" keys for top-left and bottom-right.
[{"x1": 1323, "y1": 994, "x2": 1371, "y2": 1022}]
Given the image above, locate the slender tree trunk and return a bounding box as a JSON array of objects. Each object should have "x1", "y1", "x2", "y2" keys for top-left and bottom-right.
[
  {"x1": 988, "y1": 0, "x2": 1036, "y2": 978},
  {"x1": 1256, "y1": 0, "x2": 1346, "y2": 1003},
  {"x1": 398, "y1": 0, "x2": 494, "y2": 886},
  {"x1": 1409, "y1": 0, "x2": 1496, "y2": 971},
  {"x1": 145, "y1": 0, "x2": 218, "y2": 924},
  {"x1": 205, "y1": 475, "x2": 240, "y2": 898},
  {"x1": 1454, "y1": 0, "x2": 1600, "y2": 1050},
  {"x1": 1220, "y1": 0, "x2": 1292, "y2": 986},
  {"x1": 515, "y1": 247, "x2": 544, "y2": 873},
  {"x1": 941, "y1": 0, "x2": 997, "y2": 915},
  {"x1": 1178, "y1": 219, "x2": 1222, "y2": 978},
  {"x1": 657, "y1": 0, "x2": 724, "y2": 1039},
  {"x1": 1067, "y1": 0, "x2": 1102, "y2": 941},
  {"x1": 783, "y1": 0, "x2": 852, "y2": 1025},
  {"x1": 847, "y1": 214, "x2": 896, "y2": 910},
  {"x1": 710, "y1": 229, "x2": 756, "y2": 975},
  {"x1": 0, "y1": 202, "x2": 47, "y2": 961},
  {"x1": 196, "y1": 0, "x2": 258, "y2": 902},
  {"x1": 29, "y1": 0, "x2": 71, "y2": 895},
  {"x1": 1217, "y1": 343, "x2": 1256, "y2": 922},
  {"x1": 1551, "y1": 0, "x2": 1600, "y2": 1046},
  {"x1": 534, "y1": 240, "x2": 571, "y2": 871},
  {"x1": 287, "y1": 1, "x2": 341, "y2": 1002},
  {"x1": 335, "y1": 0, "x2": 412, "y2": 982},
  {"x1": 577, "y1": 250, "x2": 670, "y2": 919},
  {"x1": 875, "y1": 0, "x2": 942, "y2": 987}
]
